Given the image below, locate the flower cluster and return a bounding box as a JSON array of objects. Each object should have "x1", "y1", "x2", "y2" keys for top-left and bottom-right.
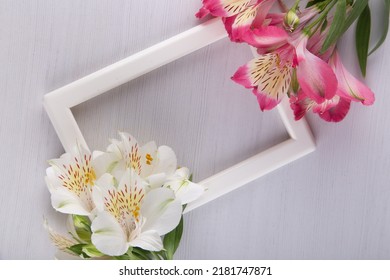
[
  {"x1": 45, "y1": 132, "x2": 205, "y2": 259},
  {"x1": 196, "y1": 0, "x2": 376, "y2": 122}
]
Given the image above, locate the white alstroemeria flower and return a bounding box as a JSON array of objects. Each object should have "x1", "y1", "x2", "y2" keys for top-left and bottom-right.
[
  {"x1": 91, "y1": 169, "x2": 182, "y2": 256},
  {"x1": 163, "y1": 167, "x2": 205, "y2": 205},
  {"x1": 45, "y1": 145, "x2": 99, "y2": 215},
  {"x1": 93, "y1": 132, "x2": 177, "y2": 188}
]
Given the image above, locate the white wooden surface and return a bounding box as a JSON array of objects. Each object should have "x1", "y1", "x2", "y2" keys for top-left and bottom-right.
[{"x1": 0, "y1": 0, "x2": 389, "y2": 259}]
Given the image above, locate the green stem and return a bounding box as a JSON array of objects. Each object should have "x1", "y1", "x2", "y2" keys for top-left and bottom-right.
[
  {"x1": 304, "y1": 0, "x2": 337, "y2": 36},
  {"x1": 292, "y1": 0, "x2": 301, "y2": 11},
  {"x1": 151, "y1": 251, "x2": 164, "y2": 260}
]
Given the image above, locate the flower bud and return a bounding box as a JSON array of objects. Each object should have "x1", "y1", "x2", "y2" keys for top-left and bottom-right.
[
  {"x1": 284, "y1": 10, "x2": 300, "y2": 32},
  {"x1": 82, "y1": 244, "x2": 105, "y2": 258},
  {"x1": 73, "y1": 215, "x2": 91, "y2": 230}
]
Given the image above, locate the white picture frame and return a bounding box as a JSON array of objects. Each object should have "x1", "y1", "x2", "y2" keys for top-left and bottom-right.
[{"x1": 44, "y1": 18, "x2": 315, "y2": 213}]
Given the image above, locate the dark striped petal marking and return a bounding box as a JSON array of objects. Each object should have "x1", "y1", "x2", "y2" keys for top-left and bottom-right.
[{"x1": 249, "y1": 54, "x2": 292, "y2": 101}]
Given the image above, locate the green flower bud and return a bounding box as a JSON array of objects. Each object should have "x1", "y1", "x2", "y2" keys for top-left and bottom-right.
[
  {"x1": 82, "y1": 244, "x2": 105, "y2": 258},
  {"x1": 284, "y1": 10, "x2": 300, "y2": 32},
  {"x1": 72, "y1": 215, "x2": 91, "y2": 229},
  {"x1": 72, "y1": 215, "x2": 92, "y2": 242}
]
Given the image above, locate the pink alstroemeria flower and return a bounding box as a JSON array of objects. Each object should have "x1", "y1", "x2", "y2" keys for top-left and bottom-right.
[
  {"x1": 232, "y1": 31, "x2": 338, "y2": 111},
  {"x1": 196, "y1": 0, "x2": 289, "y2": 45},
  {"x1": 290, "y1": 51, "x2": 375, "y2": 123},
  {"x1": 230, "y1": 3, "x2": 337, "y2": 111}
]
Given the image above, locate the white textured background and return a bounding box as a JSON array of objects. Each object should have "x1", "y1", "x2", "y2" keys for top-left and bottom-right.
[{"x1": 0, "y1": 0, "x2": 389, "y2": 259}]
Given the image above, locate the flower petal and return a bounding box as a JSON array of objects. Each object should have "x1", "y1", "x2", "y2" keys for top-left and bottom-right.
[
  {"x1": 231, "y1": 60, "x2": 255, "y2": 89},
  {"x1": 315, "y1": 95, "x2": 351, "y2": 122},
  {"x1": 329, "y1": 51, "x2": 375, "y2": 105},
  {"x1": 232, "y1": 53, "x2": 292, "y2": 111},
  {"x1": 289, "y1": 91, "x2": 313, "y2": 120},
  {"x1": 240, "y1": 26, "x2": 288, "y2": 48},
  {"x1": 141, "y1": 188, "x2": 182, "y2": 235},
  {"x1": 45, "y1": 167, "x2": 62, "y2": 192},
  {"x1": 140, "y1": 141, "x2": 158, "y2": 178},
  {"x1": 252, "y1": 0, "x2": 277, "y2": 27},
  {"x1": 170, "y1": 181, "x2": 205, "y2": 205},
  {"x1": 296, "y1": 37, "x2": 338, "y2": 103},
  {"x1": 223, "y1": 4, "x2": 259, "y2": 42},
  {"x1": 129, "y1": 230, "x2": 163, "y2": 252},
  {"x1": 290, "y1": 89, "x2": 351, "y2": 122},
  {"x1": 107, "y1": 139, "x2": 124, "y2": 159},
  {"x1": 307, "y1": 27, "x2": 335, "y2": 61},
  {"x1": 95, "y1": 173, "x2": 115, "y2": 188},
  {"x1": 171, "y1": 167, "x2": 190, "y2": 179},
  {"x1": 116, "y1": 169, "x2": 147, "y2": 220},
  {"x1": 147, "y1": 173, "x2": 167, "y2": 189},
  {"x1": 92, "y1": 151, "x2": 119, "y2": 178},
  {"x1": 255, "y1": 92, "x2": 280, "y2": 111},
  {"x1": 50, "y1": 187, "x2": 90, "y2": 215},
  {"x1": 195, "y1": 7, "x2": 210, "y2": 18},
  {"x1": 153, "y1": 146, "x2": 177, "y2": 176},
  {"x1": 196, "y1": 0, "x2": 253, "y2": 18},
  {"x1": 92, "y1": 173, "x2": 115, "y2": 212},
  {"x1": 119, "y1": 132, "x2": 143, "y2": 175},
  {"x1": 164, "y1": 168, "x2": 205, "y2": 205},
  {"x1": 46, "y1": 144, "x2": 96, "y2": 214},
  {"x1": 91, "y1": 211, "x2": 128, "y2": 256}
]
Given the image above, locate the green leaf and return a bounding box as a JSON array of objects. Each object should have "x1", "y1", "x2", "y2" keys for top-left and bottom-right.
[
  {"x1": 131, "y1": 247, "x2": 153, "y2": 260},
  {"x1": 369, "y1": 0, "x2": 390, "y2": 55},
  {"x1": 114, "y1": 254, "x2": 131, "y2": 260},
  {"x1": 321, "y1": 18, "x2": 328, "y2": 33},
  {"x1": 163, "y1": 216, "x2": 184, "y2": 260},
  {"x1": 321, "y1": 0, "x2": 347, "y2": 53},
  {"x1": 356, "y1": 4, "x2": 371, "y2": 76},
  {"x1": 341, "y1": 0, "x2": 369, "y2": 35},
  {"x1": 68, "y1": 244, "x2": 90, "y2": 258}
]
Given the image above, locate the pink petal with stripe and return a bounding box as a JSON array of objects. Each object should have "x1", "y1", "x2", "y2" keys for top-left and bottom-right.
[
  {"x1": 329, "y1": 51, "x2": 375, "y2": 105},
  {"x1": 315, "y1": 96, "x2": 351, "y2": 122},
  {"x1": 289, "y1": 91, "x2": 311, "y2": 121},
  {"x1": 223, "y1": 4, "x2": 259, "y2": 42},
  {"x1": 232, "y1": 53, "x2": 292, "y2": 111},
  {"x1": 295, "y1": 36, "x2": 338, "y2": 103},
  {"x1": 241, "y1": 25, "x2": 289, "y2": 48},
  {"x1": 252, "y1": 0, "x2": 277, "y2": 28},
  {"x1": 290, "y1": 90, "x2": 351, "y2": 122}
]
